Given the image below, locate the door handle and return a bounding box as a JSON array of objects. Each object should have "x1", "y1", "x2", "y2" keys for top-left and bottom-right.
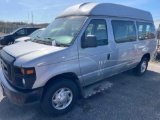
[{"x1": 107, "y1": 54, "x2": 110, "y2": 60}]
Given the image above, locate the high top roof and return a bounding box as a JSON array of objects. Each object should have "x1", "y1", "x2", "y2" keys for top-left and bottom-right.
[{"x1": 57, "y1": 2, "x2": 153, "y2": 21}]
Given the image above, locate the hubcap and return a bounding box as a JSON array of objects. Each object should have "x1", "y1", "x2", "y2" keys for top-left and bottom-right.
[
  {"x1": 52, "y1": 88, "x2": 73, "y2": 110},
  {"x1": 141, "y1": 61, "x2": 147, "y2": 73}
]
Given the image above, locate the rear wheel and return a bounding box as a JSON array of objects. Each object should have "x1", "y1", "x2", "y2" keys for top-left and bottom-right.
[
  {"x1": 41, "y1": 78, "x2": 78, "y2": 116},
  {"x1": 133, "y1": 57, "x2": 148, "y2": 76}
]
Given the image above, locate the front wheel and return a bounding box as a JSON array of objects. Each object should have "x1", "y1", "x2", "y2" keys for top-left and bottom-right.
[
  {"x1": 41, "y1": 79, "x2": 78, "y2": 116},
  {"x1": 133, "y1": 57, "x2": 148, "y2": 76},
  {"x1": 7, "y1": 41, "x2": 14, "y2": 45}
]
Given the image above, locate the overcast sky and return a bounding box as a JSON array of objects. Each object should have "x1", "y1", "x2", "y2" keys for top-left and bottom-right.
[{"x1": 0, "y1": 0, "x2": 160, "y2": 24}]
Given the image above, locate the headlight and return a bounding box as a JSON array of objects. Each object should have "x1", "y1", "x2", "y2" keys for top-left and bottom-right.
[
  {"x1": 14, "y1": 66, "x2": 35, "y2": 75},
  {"x1": 14, "y1": 66, "x2": 36, "y2": 89}
]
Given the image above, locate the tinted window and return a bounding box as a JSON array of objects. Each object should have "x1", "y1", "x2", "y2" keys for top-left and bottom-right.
[
  {"x1": 112, "y1": 20, "x2": 136, "y2": 43},
  {"x1": 82, "y1": 19, "x2": 108, "y2": 46},
  {"x1": 27, "y1": 28, "x2": 38, "y2": 35},
  {"x1": 137, "y1": 22, "x2": 156, "y2": 40},
  {"x1": 27, "y1": 29, "x2": 33, "y2": 35},
  {"x1": 17, "y1": 29, "x2": 27, "y2": 35}
]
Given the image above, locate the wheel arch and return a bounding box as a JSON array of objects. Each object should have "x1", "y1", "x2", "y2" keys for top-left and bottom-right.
[
  {"x1": 7, "y1": 39, "x2": 14, "y2": 45},
  {"x1": 43, "y1": 72, "x2": 84, "y2": 97},
  {"x1": 142, "y1": 53, "x2": 150, "y2": 61}
]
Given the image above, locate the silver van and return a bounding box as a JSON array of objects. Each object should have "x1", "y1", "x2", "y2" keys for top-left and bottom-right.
[{"x1": 0, "y1": 3, "x2": 157, "y2": 116}]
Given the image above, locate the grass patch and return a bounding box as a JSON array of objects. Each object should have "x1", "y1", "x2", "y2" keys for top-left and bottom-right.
[
  {"x1": 152, "y1": 59, "x2": 160, "y2": 63},
  {"x1": 152, "y1": 50, "x2": 160, "y2": 63}
]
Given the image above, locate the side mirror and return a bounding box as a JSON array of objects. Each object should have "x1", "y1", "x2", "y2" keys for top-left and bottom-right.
[{"x1": 82, "y1": 35, "x2": 97, "y2": 48}]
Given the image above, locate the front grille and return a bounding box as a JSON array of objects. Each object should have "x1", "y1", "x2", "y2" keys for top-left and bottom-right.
[
  {"x1": 0, "y1": 50, "x2": 36, "y2": 89},
  {"x1": 1, "y1": 59, "x2": 12, "y2": 81},
  {"x1": 0, "y1": 50, "x2": 15, "y2": 83}
]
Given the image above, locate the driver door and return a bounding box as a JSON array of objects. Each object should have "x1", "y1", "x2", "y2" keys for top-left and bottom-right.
[
  {"x1": 15, "y1": 28, "x2": 27, "y2": 39},
  {"x1": 78, "y1": 18, "x2": 111, "y2": 86}
]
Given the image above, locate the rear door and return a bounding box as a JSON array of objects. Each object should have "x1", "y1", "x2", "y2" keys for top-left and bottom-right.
[
  {"x1": 27, "y1": 28, "x2": 37, "y2": 35},
  {"x1": 111, "y1": 19, "x2": 137, "y2": 72},
  {"x1": 134, "y1": 22, "x2": 157, "y2": 63}
]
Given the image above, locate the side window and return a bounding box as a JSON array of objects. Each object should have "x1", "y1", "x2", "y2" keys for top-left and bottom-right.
[
  {"x1": 27, "y1": 29, "x2": 33, "y2": 35},
  {"x1": 17, "y1": 29, "x2": 27, "y2": 35},
  {"x1": 137, "y1": 22, "x2": 156, "y2": 40},
  {"x1": 82, "y1": 19, "x2": 108, "y2": 46},
  {"x1": 112, "y1": 20, "x2": 136, "y2": 43}
]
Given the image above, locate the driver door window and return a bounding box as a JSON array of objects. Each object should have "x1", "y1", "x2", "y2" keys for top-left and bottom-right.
[
  {"x1": 82, "y1": 19, "x2": 108, "y2": 47},
  {"x1": 17, "y1": 29, "x2": 27, "y2": 36}
]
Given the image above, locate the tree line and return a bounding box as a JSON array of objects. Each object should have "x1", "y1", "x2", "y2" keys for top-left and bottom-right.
[{"x1": 0, "y1": 21, "x2": 48, "y2": 34}]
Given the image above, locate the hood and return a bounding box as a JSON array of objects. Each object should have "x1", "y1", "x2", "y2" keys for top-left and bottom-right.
[
  {"x1": 15, "y1": 36, "x2": 31, "y2": 42},
  {"x1": 2, "y1": 41, "x2": 77, "y2": 68},
  {"x1": 3, "y1": 41, "x2": 65, "y2": 59}
]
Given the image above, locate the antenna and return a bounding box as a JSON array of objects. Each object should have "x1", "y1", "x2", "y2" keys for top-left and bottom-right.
[
  {"x1": 32, "y1": 11, "x2": 33, "y2": 25},
  {"x1": 28, "y1": 11, "x2": 29, "y2": 23}
]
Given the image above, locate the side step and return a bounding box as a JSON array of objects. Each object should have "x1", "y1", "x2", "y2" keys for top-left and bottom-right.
[{"x1": 83, "y1": 80, "x2": 113, "y2": 98}]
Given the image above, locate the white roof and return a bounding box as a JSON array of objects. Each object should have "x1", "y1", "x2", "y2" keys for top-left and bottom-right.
[{"x1": 57, "y1": 3, "x2": 153, "y2": 21}]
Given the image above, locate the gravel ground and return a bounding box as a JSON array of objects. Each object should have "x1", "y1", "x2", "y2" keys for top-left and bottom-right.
[{"x1": 0, "y1": 62, "x2": 160, "y2": 120}]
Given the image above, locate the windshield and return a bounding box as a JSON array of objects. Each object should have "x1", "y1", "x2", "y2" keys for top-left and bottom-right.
[
  {"x1": 38, "y1": 16, "x2": 86, "y2": 45},
  {"x1": 29, "y1": 29, "x2": 44, "y2": 38}
]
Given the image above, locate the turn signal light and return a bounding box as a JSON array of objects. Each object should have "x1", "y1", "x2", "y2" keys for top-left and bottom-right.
[
  {"x1": 26, "y1": 70, "x2": 34, "y2": 74},
  {"x1": 20, "y1": 68, "x2": 35, "y2": 75}
]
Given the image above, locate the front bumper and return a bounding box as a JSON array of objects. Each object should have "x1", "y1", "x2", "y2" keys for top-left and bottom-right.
[{"x1": 0, "y1": 69, "x2": 43, "y2": 104}]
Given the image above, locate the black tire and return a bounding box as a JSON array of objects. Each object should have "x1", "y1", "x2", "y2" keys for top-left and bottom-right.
[
  {"x1": 41, "y1": 78, "x2": 78, "y2": 116},
  {"x1": 133, "y1": 57, "x2": 148, "y2": 76}
]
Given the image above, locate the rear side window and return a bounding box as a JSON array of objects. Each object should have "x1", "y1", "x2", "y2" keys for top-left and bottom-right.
[
  {"x1": 137, "y1": 22, "x2": 156, "y2": 40},
  {"x1": 112, "y1": 20, "x2": 136, "y2": 43},
  {"x1": 82, "y1": 19, "x2": 108, "y2": 46},
  {"x1": 28, "y1": 28, "x2": 37, "y2": 35}
]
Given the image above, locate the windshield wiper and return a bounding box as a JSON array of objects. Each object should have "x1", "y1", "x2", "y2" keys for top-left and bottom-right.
[
  {"x1": 54, "y1": 40, "x2": 70, "y2": 47},
  {"x1": 44, "y1": 38, "x2": 69, "y2": 47},
  {"x1": 44, "y1": 37, "x2": 53, "y2": 40},
  {"x1": 33, "y1": 39, "x2": 52, "y2": 45}
]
